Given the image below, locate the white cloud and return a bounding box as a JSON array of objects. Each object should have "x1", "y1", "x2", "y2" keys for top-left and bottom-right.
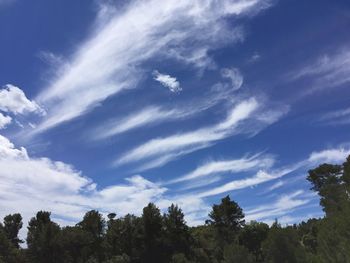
[
  {"x1": 308, "y1": 147, "x2": 350, "y2": 164},
  {"x1": 267, "y1": 180, "x2": 284, "y2": 191},
  {"x1": 0, "y1": 134, "x2": 168, "y2": 233},
  {"x1": 318, "y1": 107, "x2": 350, "y2": 125},
  {"x1": 115, "y1": 98, "x2": 260, "y2": 168},
  {"x1": 0, "y1": 113, "x2": 12, "y2": 129},
  {"x1": 90, "y1": 81, "x2": 242, "y2": 140},
  {"x1": 0, "y1": 84, "x2": 44, "y2": 115},
  {"x1": 33, "y1": 0, "x2": 272, "y2": 133},
  {"x1": 168, "y1": 154, "x2": 274, "y2": 184},
  {"x1": 92, "y1": 106, "x2": 177, "y2": 140},
  {"x1": 197, "y1": 170, "x2": 278, "y2": 198},
  {"x1": 153, "y1": 70, "x2": 181, "y2": 93},
  {"x1": 221, "y1": 67, "x2": 244, "y2": 90},
  {"x1": 248, "y1": 52, "x2": 261, "y2": 63},
  {"x1": 245, "y1": 190, "x2": 313, "y2": 222},
  {"x1": 291, "y1": 49, "x2": 350, "y2": 93}
]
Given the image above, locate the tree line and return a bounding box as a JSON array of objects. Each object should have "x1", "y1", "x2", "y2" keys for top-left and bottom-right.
[{"x1": 1, "y1": 156, "x2": 350, "y2": 263}]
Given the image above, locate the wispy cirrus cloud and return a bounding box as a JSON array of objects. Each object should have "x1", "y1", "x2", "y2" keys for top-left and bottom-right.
[
  {"x1": 290, "y1": 48, "x2": 350, "y2": 93},
  {"x1": 197, "y1": 169, "x2": 287, "y2": 198},
  {"x1": 307, "y1": 147, "x2": 350, "y2": 164},
  {"x1": 168, "y1": 154, "x2": 275, "y2": 185},
  {"x1": 114, "y1": 98, "x2": 287, "y2": 170},
  {"x1": 192, "y1": 145, "x2": 350, "y2": 198},
  {"x1": 318, "y1": 107, "x2": 350, "y2": 126},
  {"x1": 245, "y1": 190, "x2": 315, "y2": 222},
  {"x1": 91, "y1": 106, "x2": 178, "y2": 140},
  {"x1": 89, "y1": 78, "x2": 242, "y2": 140},
  {"x1": 32, "y1": 0, "x2": 272, "y2": 134},
  {"x1": 220, "y1": 67, "x2": 244, "y2": 91},
  {"x1": 115, "y1": 98, "x2": 260, "y2": 169}
]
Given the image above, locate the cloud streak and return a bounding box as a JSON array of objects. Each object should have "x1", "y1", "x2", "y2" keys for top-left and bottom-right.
[
  {"x1": 291, "y1": 48, "x2": 350, "y2": 93},
  {"x1": 168, "y1": 154, "x2": 275, "y2": 184},
  {"x1": 115, "y1": 98, "x2": 260, "y2": 169},
  {"x1": 245, "y1": 190, "x2": 314, "y2": 222},
  {"x1": 32, "y1": 0, "x2": 272, "y2": 133}
]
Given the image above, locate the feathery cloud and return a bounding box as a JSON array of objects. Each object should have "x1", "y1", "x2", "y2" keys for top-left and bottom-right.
[
  {"x1": 90, "y1": 80, "x2": 243, "y2": 140},
  {"x1": 221, "y1": 67, "x2": 244, "y2": 90},
  {"x1": 197, "y1": 170, "x2": 281, "y2": 198},
  {"x1": 318, "y1": 107, "x2": 350, "y2": 126},
  {"x1": 33, "y1": 0, "x2": 272, "y2": 133},
  {"x1": 168, "y1": 154, "x2": 275, "y2": 184},
  {"x1": 307, "y1": 147, "x2": 350, "y2": 164},
  {"x1": 291, "y1": 48, "x2": 350, "y2": 93},
  {"x1": 245, "y1": 190, "x2": 313, "y2": 222},
  {"x1": 115, "y1": 98, "x2": 260, "y2": 169},
  {"x1": 153, "y1": 70, "x2": 181, "y2": 93}
]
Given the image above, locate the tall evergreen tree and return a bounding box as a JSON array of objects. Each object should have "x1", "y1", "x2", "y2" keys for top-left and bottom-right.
[
  {"x1": 3, "y1": 213, "x2": 23, "y2": 248},
  {"x1": 77, "y1": 210, "x2": 106, "y2": 262},
  {"x1": 26, "y1": 211, "x2": 61, "y2": 263},
  {"x1": 163, "y1": 204, "x2": 191, "y2": 259},
  {"x1": 206, "y1": 195, "x2": 245, "y2": 244},
  {"x1": 141, "y1": 203, "x2": 164, "y2": 263},
  {"x1": 239, "y1": 221, "x2": 269, "y2": 262}
]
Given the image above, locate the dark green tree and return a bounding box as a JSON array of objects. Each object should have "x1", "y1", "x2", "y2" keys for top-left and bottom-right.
[
  {"x1": 26, "y1": 211, "x2": 61, "y2": 263},
  {"x1": 77, "y1": 210, "x2": 106, "y2": 262},
  {"x1": 206, "y1": 195, "x2": 245, "y2": 244},
  {"x1": 106, "y1": 214, "x2": 143, "y2": 261},
  {"x1": 222, "y1": 243, "x2": 254, "y2": 263},
  {"x1": 239, "y1": 221, "x2": 269, "y2": 261},
  {"x1": 262, "y1": 223, "x2": 308, "y2": 263},
  {"x1": 58, "y1": 226, "x2": 94, "y2": 263},
  {"x1": 307, "y1": 157, "x2": 350, "y2": 261},
  {"x1": 307, "y1": 164, "x2": 346, "y2": 216},
  {"x1": 141, "y1": 203, "x2": 164, "y2": 263},
  {"x1": 163, "y1": 204, "x2": 191, "y2": 258},
  {"x1": 3, "y1": 213, "x2": 23, "y2": 248},
  {"x1": 0, "y1": 226, "x2": 25, "y2": 263}
]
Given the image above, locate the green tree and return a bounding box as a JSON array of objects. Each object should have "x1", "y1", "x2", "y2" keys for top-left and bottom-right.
[
  {"x1": 262, "y1": 223, "x2": 308, "y2": 263},
  {"x1": 58, "y1": 226, "x2": 94, "y2": 263},
  {"x1": 206, "y1": 195, "x2": 245, "y2": 244},
  {"x1": 221, "y1": 244, "x2": 254, "y2": 263},
  {"x1": 307, "y1": 164, "x2": 346, "y2": 216},
  {"x1": 307, "y1": 157, "x2": 350, "y2": 261},
  {"x1": 26, "y1": 211, "x2": 61, "y2": 263},
  {"x1": 141, "y1": 203, "x2": 164, "y2": 263},
  {"x1": 77, "y1": 210, "x2": 106, "y2": 262},
  {"x1": 103, "y1": 254, "x2": 130, "y2": 263},
  {"x1": 106, "y1": 213, "x2": 143, "y2": 261},
  {"x1": 239, "y1": 221, "x2": 269, "y2": 261},
  {"x1": 0, "y1": 226, "x2": 25, "y2": 263},
  {"x1": 163, "y1": 204, "x2": 191, "y2": 258},
  {"x1": 3, "y1": 213, "x2": 23, "y2": 248}
]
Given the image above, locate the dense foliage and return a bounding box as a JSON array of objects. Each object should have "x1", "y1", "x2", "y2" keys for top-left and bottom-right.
[{"x1": 1, "y1": 156, "x2": 350, "y2": 263}]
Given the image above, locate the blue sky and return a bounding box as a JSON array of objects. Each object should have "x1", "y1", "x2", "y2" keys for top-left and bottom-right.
[{"x1": 1, "y1": 0, "x2": 350, "y2": 229}]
